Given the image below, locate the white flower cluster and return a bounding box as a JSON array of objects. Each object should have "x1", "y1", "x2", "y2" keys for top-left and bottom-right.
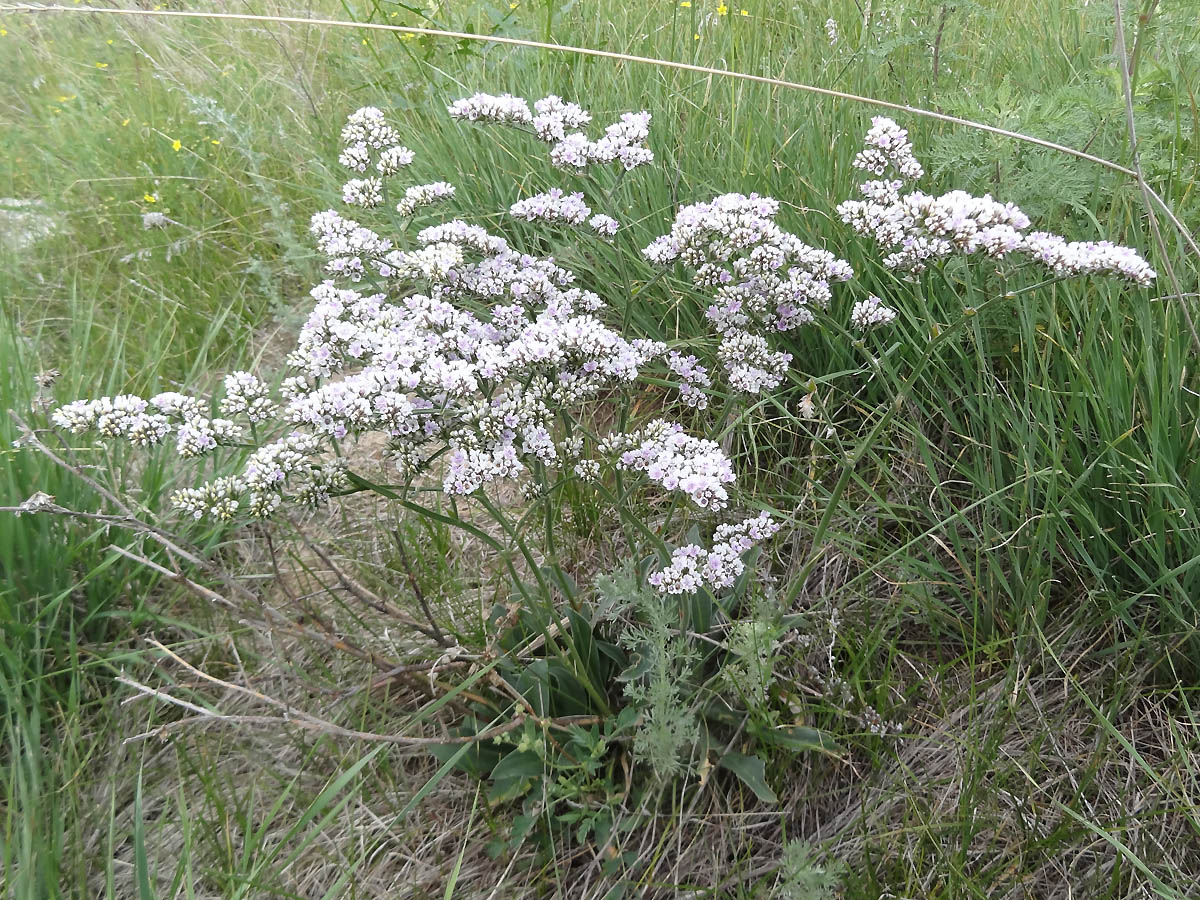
[
  {"x1": 549, "y1": 112, "x2": 654, "y2": 171},
  {"x1": 340, "y1": 106, "x2": 401, "y2": 149},
  {"x1": 718, "y1": 330, "x2": 793, "y2": 394},
  {"x1": 648, "y1": 512, "x2": 781, "y2": 595},
  {"x1": 53, "y1": 374, "x2": 274, "y2": 460},
  {"x1": 850, "y1": 295, "x2": 898, "y2": 331},
  {"x1": 377, "y1": 145, "x2": 416, "y2": 175},
  {"x1": 824, "y1": 17, "x2": 839, "y2": 46},
  {"x1": 450, "y1": 92, "x2": 653, "y2": 173},
  {"x1": 309, "y1": 210, "x2": 391, "y2": 282},
  {"x1": 510, "y1": 188, "x2": 591, "y2": 226},
  {"x1": 601, "y1": 419, "x2": 736, "y2": 510},
  {"x1": 53, "y1": 394, "x2": 171, "y2": 447},
  {"x1": 53, "y1": 103, "x2": 743, "y2": 526},
  {"x1": 342, "y1": 177, "x2": 384, "y2": 209},
  {"x1": 852, "y1": 116, "x2": 923, "y2": 180},
  {"x1": 666, "y1": 351, "x2": 711, "y2": 409},
  {"x1": 1022, "y1": 232, "x2": 1157, "y2": 285},
  {"x1": 838, "y1": 117, "x2": 1156, "y2": 285},
  {"x1": 446, "y1": 92, "x2": 533, "y2": 126},
  {"x1": 337, "y1": 108, "x2": 417, "y2": 215},
  {"x1": 643, "y1": 193, "x2": 852, "y2": 393},
  {"x1": 532, "y1": 95, "x2": 592, "y2": 142},
  {"x1": 219, "y1": 371, "x2": 277, "y2": 422},
  {"x1": 396, "y1": 181, "x2": 456, "y2": 217},
  {"x1": 589, "y1": 214, "x2": 620, "y2": 238},
  {"x1": 278, "y1": 198, "x2": 689, "y2": 503}
]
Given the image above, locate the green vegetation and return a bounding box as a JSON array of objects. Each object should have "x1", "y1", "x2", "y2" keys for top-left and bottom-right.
[{"x1": 2, "y1": 1, "x2": 1198, "y2": 897}]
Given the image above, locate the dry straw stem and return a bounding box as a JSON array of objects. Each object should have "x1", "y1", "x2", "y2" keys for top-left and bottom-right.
[
  {"x1": 7, "y1": 5, "x2": 1200, "y2": 263},
  {"x1": 124, "y1": 636, "x2": 602, "y2": 745}
]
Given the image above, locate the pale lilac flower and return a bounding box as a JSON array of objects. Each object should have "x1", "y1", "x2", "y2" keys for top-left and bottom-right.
[
  {"x1": 532, "y1": 95, "x2": 592, "y2": 142},
  {"x1": 339, "y1": 142, "x2": 371, "y2": 172},
  {"x1": 510, "y1": 188, "x2": 591, "y2": 226},
  {"x1": 839, "y1": 118, "x2": 1154, "y2": 285},
  {"x1": 644, "y1": 192, "x2": 851, "y2": 390},
  {"x1": 650, "y1": 512, "x2": 781, "y2": 595},
  {"x1": 340, "y1": 177, "x2": 381, "y2": 210},
  {"x1": 447, "y1": 92, "x2": 533, "y2": 126},
  {"x1": 220, "y1": 371, "x2": 277, "y2": 422},
  {"x1": 341, "y1": 107, "x2": 401, "y2": 149},
  {"x1": 718, "y1": 330, "x2": 792, "y2": 395},
  {"x1": 589, "y1": 214, "x2": 620, "y2": 238},
  {"x1": 666, "y1": 351, "x2": 711, "y2": 409},
  {"x1": 850, "y1": 295, "x2": 898, "y2": 331},
  {"x1": 396, "y1": 182, "x2": 456, "y2": 217},
  {"x1": 376, "y1": 145, "x2": 415, "y2": 175},
  {"x1": 603, "y1": 419, "x2": 735, "y2": 510}
]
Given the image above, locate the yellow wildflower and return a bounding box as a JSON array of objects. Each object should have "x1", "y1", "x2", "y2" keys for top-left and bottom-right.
[
  {"x1": 679, "y1": 1, "x2": 690, "y2": 6},
  {"x1": 211, "y1": 139, "x2": 220, "y2": 146},
  {"x1": 95, "y1": 61, "x2": 108, "y2": 68},
  {"x1": 121, "y1": 118, "x2": 130, "y2": 126},
  {"x1": 717, "y1": 4, "x2": 727, "y2": 13},
  {"x1": 144, "y1": 193, "x2": 157, "y2": 203},
  {"x1": 106, "y1": 38, "x2": 113, "y2": 44},
  {"x1": 171, "y1": 139, "x2": 181, "y2": 151},
  {"x1": 740, "y1": 8, "x2": 748, "y2": 14}
]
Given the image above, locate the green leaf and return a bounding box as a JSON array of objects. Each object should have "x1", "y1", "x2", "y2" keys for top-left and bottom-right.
[
  {"x1": 616, "y1": 644, "x2": 655, "y2": 682},
  {"x1": 133, "y1": 770, "x2": 154, "y2": 900},
  {"x1": 491, "y1": 749, "x2": 544, "y2": 782},
  {"x1": 719, "y1": 751, "x2": 778, "y2": 804},
  {"x1": 759, "y1": 724, "x2": 844, "y2": 756}
]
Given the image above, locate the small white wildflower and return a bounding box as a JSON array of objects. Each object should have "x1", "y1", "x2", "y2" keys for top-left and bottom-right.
[
  {"x1": 607, "y1": 419, "x2": 735, "y2": 510},
  {"x1": 342, "y1": 177, "x2": 384, "y2": 209},
  {"x1": 447, "y1": 92, "x2": 533, "y2": 126},
  {"x1": 376, "y1": 145, "x2": 415, "y2": 175},
  {"x1": 588, "y1": 214, "x2": 619, "y2": 238},
  {"x1": 338, "y1": 142, "x2": 371, "y2": 172},
  {"x1": 510, "y1": 188, "x2": 591, "y2": 226},
  {"x1": 850, "y1": 295, "x2": 898, "y2": 331},
  {"x1": 574, "y1": 458, "x2": 600, "y2": 482},
  {"x1": 142, "y1": 211, "x2": 169, "y2": 229},
  {"x1": 175, "y1": 418, "x2": 218, "y2": 457},
  {"x1": 341, "y1": 106, "x2": 400, "y2": 149},
  {"x1": 219, "y1": 371, "x2": 277, "y2": 422},
  {"x1": 531, "y1": 94, "x2": 592, "y2": 142},
  {"x1": 396, "y1": 182, "x2": 456, "y2": 217}
]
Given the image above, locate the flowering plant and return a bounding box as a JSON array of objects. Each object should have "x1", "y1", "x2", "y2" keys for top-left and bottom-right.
[{"x1": 42, "y1": 97, "x2": 1154, "y2": 821}]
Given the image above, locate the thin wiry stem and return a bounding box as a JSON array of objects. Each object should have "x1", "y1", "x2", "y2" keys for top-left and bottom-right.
[{"x1": 1111, "y1": 0, "x2": 1200, "y2": 357}]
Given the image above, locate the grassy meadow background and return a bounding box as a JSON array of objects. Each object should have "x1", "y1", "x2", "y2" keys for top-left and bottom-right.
[{"x1": 2, "y1": 0, "x2": 1199, "y2": 896}]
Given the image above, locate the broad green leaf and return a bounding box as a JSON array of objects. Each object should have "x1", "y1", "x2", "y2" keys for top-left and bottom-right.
[{"x1": 719, "y1": 751, "x2": 778, "y2": 804}]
